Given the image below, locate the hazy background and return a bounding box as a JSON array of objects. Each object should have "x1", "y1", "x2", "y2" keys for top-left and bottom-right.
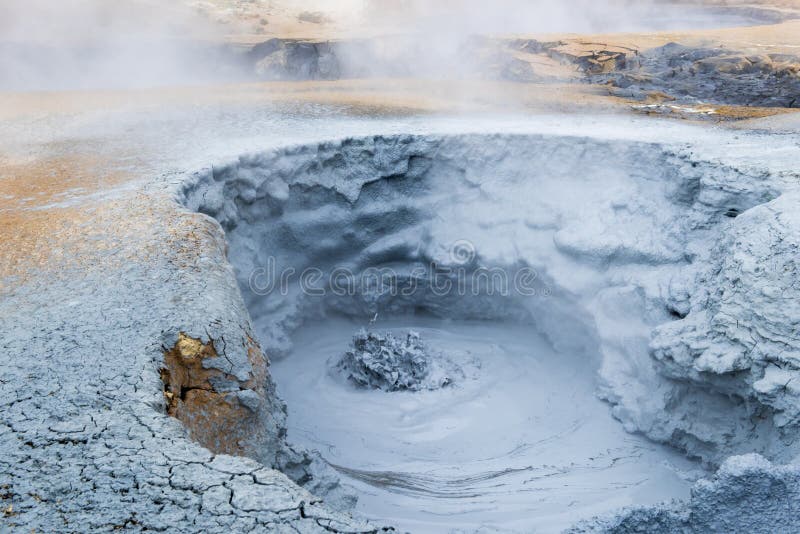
[
  {"x1": 0, "y1": 0, "x2": 760, "y2": 91},
  {"x1": 0, "y1": 0, "x2": 234, "y2": 91}
]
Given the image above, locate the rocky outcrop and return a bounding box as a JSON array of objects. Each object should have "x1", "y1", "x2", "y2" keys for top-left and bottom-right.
[
  {"x1": 250, "y1": 39, "x2": 341, "y2": 80},
  {"x1": 510, "y1": 38, "x2": 630, "y2": 75},
  {"x1": 594, "y1": 42, "x2": 800, "y2": 108},
  {"x1": 505, "y1": 37, "x2": 800, "y2": 109}
]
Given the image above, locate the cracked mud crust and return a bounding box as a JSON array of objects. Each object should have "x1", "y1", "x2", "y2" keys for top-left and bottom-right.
[
  {"x1": 0, "y1": 205, "x2": 379, "y2": 532},
  {"x1": 0, "y1": 133, "x2": 381, "y2": 531}
]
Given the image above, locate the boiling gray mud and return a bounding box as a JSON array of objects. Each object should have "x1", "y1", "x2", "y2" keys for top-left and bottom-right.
[{"x1": 272, "y1": 316, "x2": 701, "y2": 533}]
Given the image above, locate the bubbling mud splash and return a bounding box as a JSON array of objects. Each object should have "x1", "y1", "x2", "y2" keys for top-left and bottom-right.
[{"x1": 335, "y1": 328, "x2": 464, "y2": 392}]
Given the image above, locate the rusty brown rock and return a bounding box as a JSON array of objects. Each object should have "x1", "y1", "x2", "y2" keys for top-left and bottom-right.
[{"x1": 161, "y1": 333, "x2": 268, "y2": 456}]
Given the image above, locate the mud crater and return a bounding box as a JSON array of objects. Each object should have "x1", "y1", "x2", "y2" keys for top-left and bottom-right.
[{"x1": 179, "y1": 133, "x2": 792, "y2": 531}]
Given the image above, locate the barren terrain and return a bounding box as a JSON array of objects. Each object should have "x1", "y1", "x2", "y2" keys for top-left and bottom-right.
[{"x1": 3, "y1": 1, "x2": 800, "y2": 532}]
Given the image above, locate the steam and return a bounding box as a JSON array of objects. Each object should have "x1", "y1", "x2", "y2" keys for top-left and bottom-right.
[
  {"x1": 0, "y1": 0, "x2": 755, "y2": 92},
  {"x1": 331, "y1": 0, "x2": 738, "y2": 81},
  {"x1": 360, "y1": 0, "x2": 718, "y2": 35},
  {"x1": 0, "y1": 0, "x2": 238, "y2": 91}
]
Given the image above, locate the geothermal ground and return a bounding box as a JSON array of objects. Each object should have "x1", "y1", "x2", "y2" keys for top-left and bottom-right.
[{"x1": 3, "y1": 1, "x2": 800, "y2": 533}]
